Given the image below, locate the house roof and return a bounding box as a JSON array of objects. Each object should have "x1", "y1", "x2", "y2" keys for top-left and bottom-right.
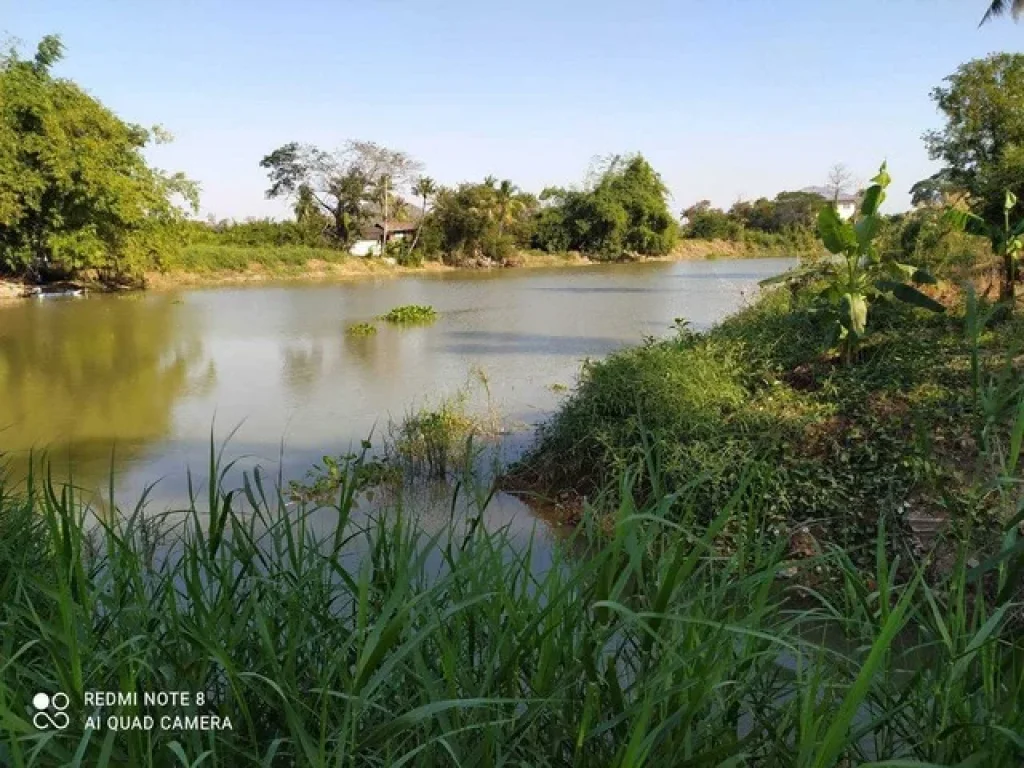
[
  {"x1": 360, "y1": 221, "x2": 418, "y2": 237},
  {"x1": 379, "y1": 221, "x2": 418, "y2": 233}
]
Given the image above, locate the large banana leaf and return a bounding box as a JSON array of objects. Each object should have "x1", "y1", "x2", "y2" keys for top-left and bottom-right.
[
  {"x1": 818, "y1": 206, "x2": 857, "y2": 254},
  {"x1": 874, "y1": 280, "x2": 945, "y2": 312},
  {"x1": 840, "y1": 292, "x2": 868, "y2": 336},
  {"x1": 854, "y1": 214, "x2": 881, "y2": 251},
  {"x1": 943, "y1": 208, "x2": 989, "y2": 237}
]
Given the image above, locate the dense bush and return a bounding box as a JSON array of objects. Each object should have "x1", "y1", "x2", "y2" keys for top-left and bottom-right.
[{"x1": 531, "y1": 155, "x2": 678, "y2": 259}]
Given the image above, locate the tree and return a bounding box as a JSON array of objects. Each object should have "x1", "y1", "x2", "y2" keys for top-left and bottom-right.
[
  {"x1": 533, "y1": 155, "x2": 677, "y2": 258},
  {"x1": 408, "y1": 176, "x2": 437, "y2": 254},
  {"x1": 773, "y1": 191, "x2": 826, "y2": 230},
  {"x1": 494, "y1": 179, "x2": 525, "y2": 236},
  {"x1": 981, "y1": 0, "x2": 1024, "y2": 25},
  {"x1": 259, "y1": 140, "x2": 420, "y2": 247},
  {"x1": 429, "y1": 178, "x2": 537, "y2": 264},
  {"x1": 826, "y1": 163, "x2": 854, "y2": 204},
  {"x1": 0, "y1": 35, "x2": 198, "y2": 281},
  {"x1": 925, "y1": 53, "x2": 1024, "y2": 302},
  {"x1": 682, "y1": 201, "x2": 739, "y2": 240}
]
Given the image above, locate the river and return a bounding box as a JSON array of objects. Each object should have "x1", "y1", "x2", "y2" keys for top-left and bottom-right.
[{"x1": 0, "y1": 258, "x2": 794, "y2": 538}]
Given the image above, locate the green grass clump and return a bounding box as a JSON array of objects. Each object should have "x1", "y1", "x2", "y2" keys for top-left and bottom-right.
[
  {"x1": 380, "y1": 304, "x2": 438, "y2": 324},
  {"x1": 511, "y1": 285, "x2": 1024, "y2": 563},
  {"x1": 345, "y1": 321, "x2": 377, "y2": 336},
  {"x1": 2, "y1": 451, "x2": 1024, "y2": 766}
]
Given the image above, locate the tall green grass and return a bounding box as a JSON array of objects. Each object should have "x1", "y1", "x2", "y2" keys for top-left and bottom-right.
[{"x1": 1, "y1": 447, "x2": 1023, "y2": 766}]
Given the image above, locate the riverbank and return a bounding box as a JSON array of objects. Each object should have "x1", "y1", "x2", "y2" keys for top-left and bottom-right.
[
  {"x1": 151, "y1": 240, "x2": 812, "y2": 287},
  {"x1": 0, "y1": 240, "x2": 811, "y2": 298},
  {"x1": 506, "y1": 278, "x2": 1024, "y2": 572}
]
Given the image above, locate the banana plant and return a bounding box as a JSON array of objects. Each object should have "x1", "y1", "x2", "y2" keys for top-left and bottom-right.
[
  {"x1": 944, "y1": 189, "x2": 1022, "y2": 309},
  {"x1": 762, "y1": 162, "x2": 944, "y2": 364}
]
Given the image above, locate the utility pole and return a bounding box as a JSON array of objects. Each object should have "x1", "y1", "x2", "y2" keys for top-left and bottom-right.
[{"x1": 381, "y1": 174, "x2": 389, "y2": 256}]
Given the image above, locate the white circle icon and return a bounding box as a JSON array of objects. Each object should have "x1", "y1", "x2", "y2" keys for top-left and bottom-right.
[{"x1": 32, "y1": 691, "x2": 70, "y2": 730}]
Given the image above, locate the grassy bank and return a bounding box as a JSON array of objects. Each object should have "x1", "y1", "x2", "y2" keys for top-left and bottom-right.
[
  {"x1": 1, "y1": 453, "x2": 1023, "y2": 766},
  {"x1": 509, "y1": 281, "x2": 1024, "y2": 569},
  {"x1": 671, "y1": 238, "x2": 821, "y2": 261},
  {"x1": 141, "y1": 242, "x2": 792, "y2": 289}
]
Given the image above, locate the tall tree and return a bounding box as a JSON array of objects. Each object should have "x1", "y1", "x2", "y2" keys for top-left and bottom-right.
[
  {"x1": 0, "y1": 35, "x2": 197, "y2": 281},
  {"x1": 494, "y1": 179, "x2": 524, "y2": 236},
  {"x1": 259, "y1": 140, "x2": 420, "y2": 247},
  {"x1": 825, "y1": 163, "x2": 854, "y2": 204},
  {"x1": 925, "y1": 53, "x2": 1024, "y2": 302},
  {"x1": 408, "y1": 176, "x2": 437, "y2": 254}
]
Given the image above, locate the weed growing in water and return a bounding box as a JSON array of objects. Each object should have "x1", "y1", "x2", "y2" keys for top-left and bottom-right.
[
  {"x1": 380, "y1": 304, "x2": 437, "y2": 324},
  {"x1": 345, "y1": 322, "x2": 377, "y2": 336}
]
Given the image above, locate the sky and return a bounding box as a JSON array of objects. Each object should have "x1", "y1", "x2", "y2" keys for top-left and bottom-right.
[{"x1": 3, "y1": 0, "x2": 1022, "y2": 220}]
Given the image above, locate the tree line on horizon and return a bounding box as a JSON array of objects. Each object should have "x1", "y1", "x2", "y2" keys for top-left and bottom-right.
[{"x1": 1, "y1": 25, "x2": 1023, "y2": 282}]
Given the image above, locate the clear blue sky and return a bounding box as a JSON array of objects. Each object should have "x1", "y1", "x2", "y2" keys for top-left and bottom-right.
[{"x1": 3, "y1": 0, "x2": 1021, "y2": 219}]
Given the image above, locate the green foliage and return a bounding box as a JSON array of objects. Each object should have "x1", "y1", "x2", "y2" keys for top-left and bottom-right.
[
  {"x1": 385, "y1": 385, "x2": 499, "y2": 480},
  {"x1": 512, "y1": 281, "x2": 1024, "y2": 565},
  {"x1": 0, "y1": 36, "x2": 197, "y2": 281},
  {"x1": 681, "y1": 192, "x2": 828, "y2": 256},
  {"x1": 422, "y1": 178, "x2": 536, "y2": 265},
  {"x1": 345, "y1": 322, "x2": 377, "y2": 336},
  {"x1": 926, "y1": 53, "x2": 1024, "y2": 298},
  {"x1": 731, "y1": 190, "x2": 826, "y2": 233},
  {"x1": 876, "y1": 207, "x2": 990, "y2": 280},
  {"x1": 764, "y1": 163, "x2": 943, "y2": 362},
  {"x1": 531, "y1": 155, "x2": 678, "y2": 259},
  {"x1": 3, "y1": 448, "x2": 1024, "y2": 764},
  {"x1": 680, "y1": 200, "x2": 742, "y2": 240},
  {"x1": 944, "y1": 188, "x2": 1024, "y2": 304},
  {"x1": 167, "y1": 243, "x2": 350, "y2": 273},
  {"x1": 183, "y1": 217, "x2": 330, "y2": 249},
  {"x1": 380, "y1": 304, "x2": 437, "y2": 324}
]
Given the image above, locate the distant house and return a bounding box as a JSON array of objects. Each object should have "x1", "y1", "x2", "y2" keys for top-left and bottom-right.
[
  {"x1": 800, "y1": 186, "x2": 860, "y2": 220},
  {"x1": 350, "y1": 221, "x2": 418, "y2": 257}
]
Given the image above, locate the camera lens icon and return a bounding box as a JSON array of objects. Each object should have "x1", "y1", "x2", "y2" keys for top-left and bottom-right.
[{"x1": 32, "y1": 692, "x2": 70, "y2": 730}]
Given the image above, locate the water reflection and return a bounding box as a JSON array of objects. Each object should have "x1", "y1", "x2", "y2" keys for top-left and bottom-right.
[
  {"x1": 0, "y1": 294, "x2": 211, "y2": 490},
  {"x1": 442, "y1": 331, "x2": 626, "y2": 357},
  {"x1": 281, "y1": 341, "x2": 324, "y2": 394}
]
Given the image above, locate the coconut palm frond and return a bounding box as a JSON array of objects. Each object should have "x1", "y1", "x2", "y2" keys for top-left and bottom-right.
[{"x1": 980, "y1": 0, "x2": 1024, "y2": 26}]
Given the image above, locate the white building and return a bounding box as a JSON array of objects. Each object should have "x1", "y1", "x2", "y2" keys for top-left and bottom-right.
[{"x1": 800, "y1": 186, "x2": 860, "y2": 220}]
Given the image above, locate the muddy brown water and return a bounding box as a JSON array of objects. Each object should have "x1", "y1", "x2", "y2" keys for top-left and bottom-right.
[{"x1": 0, "y1": 258, "x2": 795, "y2": 550}]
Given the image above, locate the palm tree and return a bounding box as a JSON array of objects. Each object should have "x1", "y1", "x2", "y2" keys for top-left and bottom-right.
[
  {"x1": 494, "y1": 179, "x2": 521, "y2": 236},
  {"x1": 981, "y1": 0, "x2": 1024, "y2": 24},
  {"x1": 408, "y1": 176, "x2": 437, "y2": 255}
]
